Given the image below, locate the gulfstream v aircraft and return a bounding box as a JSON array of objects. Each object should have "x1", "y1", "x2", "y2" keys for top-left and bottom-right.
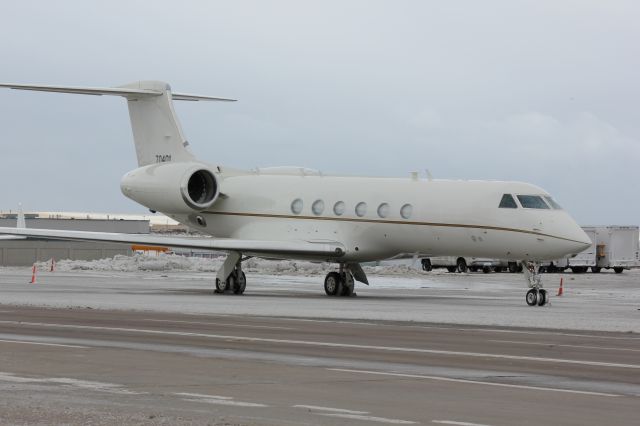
[{"x1": 0, "y1": 81, "x2": 591, "y2": 305}]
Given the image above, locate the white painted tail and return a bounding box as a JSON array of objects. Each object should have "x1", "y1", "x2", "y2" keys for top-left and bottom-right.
[
  {"x1": 119, "y1": 81, "x2": 194, "y2": 166},
  {"x1": 17, "y1": 204, "x2": 26, "y2": 229},
  {"x1": 0, "y1": 81, "x2": 236, "y2": 166}
]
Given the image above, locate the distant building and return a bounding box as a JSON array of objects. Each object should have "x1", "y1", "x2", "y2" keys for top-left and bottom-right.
[{"x1": 0, "y1": 213, "x2": 150, "y2": 266}]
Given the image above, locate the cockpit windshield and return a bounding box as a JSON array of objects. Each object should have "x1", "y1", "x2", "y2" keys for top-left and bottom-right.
[
  {"x1": 498, "y1": 194, "x2": 518, "y2": 208},
  {"x1": 544, "y1": 196, "x2": 562, "y2": 209},
  {"x1": 517, "y1": 195, "x2": 550, "y2": 209}
]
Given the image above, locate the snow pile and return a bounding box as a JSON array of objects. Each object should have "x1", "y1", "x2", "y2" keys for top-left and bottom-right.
[{"x1": 37, "y1": 254, "x2": 431, "y2": 276}]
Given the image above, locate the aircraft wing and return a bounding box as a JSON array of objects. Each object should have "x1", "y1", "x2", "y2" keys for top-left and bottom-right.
[
  {"x1": 0, "y1": 235, "x2": 26, "y2": 240},
  {"x1": 0, "y1": 227, "x2": 345, "y2": 258}
]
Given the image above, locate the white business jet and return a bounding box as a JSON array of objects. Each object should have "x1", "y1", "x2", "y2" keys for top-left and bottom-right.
[{"x1": 0, "y1": 81, "x2": 591, "y2": 305}]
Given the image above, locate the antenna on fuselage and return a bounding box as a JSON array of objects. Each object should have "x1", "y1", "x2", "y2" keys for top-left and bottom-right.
[{"x1": 425, "y1": 169, "x2": 433, "y2": 181}]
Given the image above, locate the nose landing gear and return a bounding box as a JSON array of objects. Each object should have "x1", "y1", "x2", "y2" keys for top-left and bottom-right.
[
  {"x1": 525, "y1": 288, "x2": 548, "y2": 306},
  {"x1": 522, "y1": 261, "x2": 548, "y2": 307}
]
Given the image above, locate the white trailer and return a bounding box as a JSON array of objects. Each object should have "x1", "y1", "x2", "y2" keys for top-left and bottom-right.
[
  {"x1": 593, "y1": 226, "x2": 639, "y2": 273},
  {"x1": 550, "y1": 225, "x2": 639, "y2": 273}
]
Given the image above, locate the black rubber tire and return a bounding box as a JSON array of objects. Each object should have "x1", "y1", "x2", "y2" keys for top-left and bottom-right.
[
  {"x1": 591, "y1": 267, "x2": 601, "y2": 273},
  {"x1": 526, "y1": 289, "x2": 538, "y2": 306},
  {"x1": 340, "y1": 274, "x2": 354, "y2": 297},
  {"x1": 508, "y1": 262, "x2": 518, "y2": 273},
  {"x1": 215, "y1": 277, "x2": 229, "y2": 293},
  {"x1": 482, "y1": 266, "x2": 491, "y2": 274},
  {"x1": 539, "y1": 266, "x2": 546, "y2": 274},
  {"x1": 421, "y1": 259, "x2": 432, "y2": 272},
  {"x1": 233, "y1": 271, "x2": 246, "y2": 294},
  {"x1": 537, "y1": 289, "x2": 547, "y2": 306},
  {"x1": 324, "y1": 272, "x2": 342, "y2": 296},
  {"x1": 614, "y1": 267, "x2": 624, "y2": 274},
  {"x1": 446, "y1": 266, "x2": 457, "y2": 273},
  {"x1": 456, "y1": 258, "x2": 468, "y2": 273},
  {"x1": 517, "y1": 264, "x2": 523, "y2": 273}
]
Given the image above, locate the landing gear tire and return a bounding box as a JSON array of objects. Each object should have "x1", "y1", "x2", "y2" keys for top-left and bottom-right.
[
  {"x1": 456, "y1": 258, "x2": 468, "y2": 273},
  {"x1": 526, "y1": 289, "x2": 538, "y2": 306},
  {"x1": 482, "y1": 266, "x2": 491, "y2": 274},
  {"x1": 614, "y1": 267, "x2": 624, "y2": 274},
  {"x1": 215, "y1": 277, "x2": 229, "y2": 294},
  {"x1": 537, "y1": 289, "x2": 547, "y2": 306},
  {"x1": 421, "y1": 259, "x2": 432, "y2": 272},
  {"x1": 340, "y1": 275, "x2": 354, "y2": 297},
  {"x1": 233, "y1": 271, "x2": 247, "y2": 295},
  {"x1": 508, "y1": 262, "x2": 518, "y2": 273},
  {"x1": 324, "y1": 272, "x2": 342, "y2": 296}
]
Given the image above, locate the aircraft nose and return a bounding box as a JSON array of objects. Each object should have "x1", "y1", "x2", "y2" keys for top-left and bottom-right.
[{"x1": 571, "y1": 225, "x2": 592, "y2": 252}]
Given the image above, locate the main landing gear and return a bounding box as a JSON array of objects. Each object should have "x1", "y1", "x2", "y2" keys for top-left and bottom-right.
[
  {"x1": 324, "y1": 263, "x2": 368, "y2": 297},
  {"x1": 522, "y1": 261, "x2": 548, "y2": 306},
  {"x1": 215, "y1": 251, "x2": 247, "y2": 295}
]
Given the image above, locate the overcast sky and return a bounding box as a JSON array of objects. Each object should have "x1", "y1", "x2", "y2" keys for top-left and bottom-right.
[{"x1": 1, "y1": 1, "x2": 638, "y2": 225}]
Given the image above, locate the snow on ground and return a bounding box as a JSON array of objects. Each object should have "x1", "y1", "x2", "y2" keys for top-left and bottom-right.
[
  {"x1": 2, "y1": 255, "x2": 638, "y2": 333},
  {"x1": 36, "y1": 254, "x2": 430, "y2": 277}
]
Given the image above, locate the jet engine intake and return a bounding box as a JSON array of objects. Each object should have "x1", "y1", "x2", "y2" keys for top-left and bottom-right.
[{"x1": 120, "y1": 162, "x2": 220, "y2": 213}]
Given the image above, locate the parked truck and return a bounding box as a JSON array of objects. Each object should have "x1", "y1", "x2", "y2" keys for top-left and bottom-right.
[{"x1": 421, "y1": 256, "x2": 505, "y2": 273}]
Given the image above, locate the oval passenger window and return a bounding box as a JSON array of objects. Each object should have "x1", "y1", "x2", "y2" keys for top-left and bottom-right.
[
  {"x1": 400, "y1": 203, "x2": 413, "y2": 219},
  {"x1": 291, "y1": 198, "x2": 303, "y2": 215},
  {"x1": 312, "y1": 199, "x2": 324, "y2": 215},
  {"x1": 355, "y1": 202, "x2": 367, "y2": 217}
]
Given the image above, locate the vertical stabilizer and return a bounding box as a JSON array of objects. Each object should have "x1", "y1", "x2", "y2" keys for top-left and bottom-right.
[
  {"x1": 119, "y1": 81, "x2": 195, "y2": 167},
  {"x1": 17, "y1": 204, "x2": 26, "y2": 229}
]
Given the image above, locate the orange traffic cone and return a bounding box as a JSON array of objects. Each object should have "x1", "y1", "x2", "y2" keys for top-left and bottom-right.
[
  {"x1": 50, "y1": 258, "x2": 56, "y2": 272},
  {"x1": 557, "y1": 277, "x2": 563, "y2": 296},
  {"x1": 29, "y1": 264, "x2": 37, "y2": 284}
]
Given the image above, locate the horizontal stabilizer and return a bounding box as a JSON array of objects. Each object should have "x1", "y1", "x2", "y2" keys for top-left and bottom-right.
[
  {"x1": 0, "y1": 83, "x2": 161, "y2": 98},
  {"x1": 0, "y1": 83, "x2": 236, "y2": 102},
  {"x1": 171, "y1": 92, "x2": 236, "y2": 102},
  {"x1": 0, "y1": 227, "x2": 346, "y2": 258}
]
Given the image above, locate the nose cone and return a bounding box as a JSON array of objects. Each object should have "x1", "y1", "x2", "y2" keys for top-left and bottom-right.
[{"x1": 568, "y1": 224, "x2": 592, "y2": 254}]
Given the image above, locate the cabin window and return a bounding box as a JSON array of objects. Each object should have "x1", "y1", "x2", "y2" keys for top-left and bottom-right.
[
  {"x1": 400, "y1": 203, "x2": 413, "y2": 219},
  {"x1": 311, "y1": 199, "x2": 324, "y2": 215},
  {"x1": 517, "y1": 195, "x2": 550, "y2": 209},
  {"x1": 355, "y1": 202, "x2": 367, "y2": 217},
  {"x1": 499, "y1": 194, "x2": 518, "y2": 209},
  {"x1": 544, "y1": 196, "x2": 562, "y2": 209},
  {"x1": 333, "y1": 201, "x2": 345, "y2": 216},
  {"x1": 377, "y1": 203, "x2": 390, "y2": 218},
  {"x1": 291, "y1": 198, "x2": 303, "y2": 214}
]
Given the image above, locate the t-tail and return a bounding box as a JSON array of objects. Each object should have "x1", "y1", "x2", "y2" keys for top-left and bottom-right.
[{"x1": 0, "y1": 81, "x2": 235, "y2": 166}]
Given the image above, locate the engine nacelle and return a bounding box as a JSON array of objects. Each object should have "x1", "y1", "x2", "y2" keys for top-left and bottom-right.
[{"x1": 120, "y1": 162, "x2": 220, "y2": 213}]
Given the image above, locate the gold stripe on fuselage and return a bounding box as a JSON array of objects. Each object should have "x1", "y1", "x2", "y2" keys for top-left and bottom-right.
[{"x1": 205, "y1": 211, "x2": 583, "y2": 245}]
